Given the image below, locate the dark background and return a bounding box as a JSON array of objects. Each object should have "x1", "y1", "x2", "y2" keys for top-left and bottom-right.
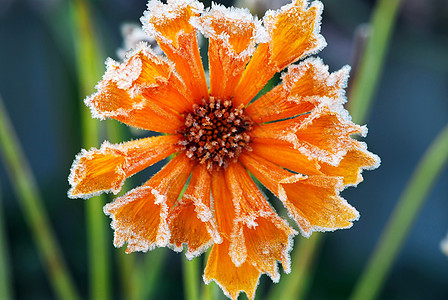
[{"x1": 0, "y1": 0, "x2": 447, "y2": 299}]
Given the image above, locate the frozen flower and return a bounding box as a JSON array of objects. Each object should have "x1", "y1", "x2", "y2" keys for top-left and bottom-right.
[
  {"x1": 68, "y1": 0, "x2": 380, "y2": 299},
  {"x1": 117, "y1": 23, "x2": 162, "y2": 60}
]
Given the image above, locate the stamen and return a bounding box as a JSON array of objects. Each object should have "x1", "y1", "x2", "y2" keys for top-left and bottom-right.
[{"x1": 177, "y1": 97, "x2": 253, "y2": 171}]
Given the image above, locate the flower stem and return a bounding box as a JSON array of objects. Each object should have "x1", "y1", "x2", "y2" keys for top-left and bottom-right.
[
  {"x1": 0, "y1": 95, "x2": 80, "y2": 300},
  {"x1": 183, "y1": 256, "x2": 201, "y2": 300},
  {"x1": 267, "y1": 233, "x2": 323, "y2": 300},
  {"x1": 71, "y1": 1, "x2": 110, "y2": 299},
  {"x1": 350, "y1": 123, "x2": 448, "y2": 300},
  {"x1": 348, "y1": 0, "x2": 403, "y2": 124},
  {"x1": 0, "y1": 187, "x2": 13, "y2": 300},
  {"x1": 140, "y1": 248, "x2": 168, "y2": 299}
]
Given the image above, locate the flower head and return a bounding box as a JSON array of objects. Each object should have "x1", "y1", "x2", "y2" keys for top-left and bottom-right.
[{"x1": 68, "y1": 0, "x2": 380, "y2": 299}]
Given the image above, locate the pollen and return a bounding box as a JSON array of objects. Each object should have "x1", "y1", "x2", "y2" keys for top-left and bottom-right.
[{"x1": 177, "y1": 97, "x2": 253, "y2": 171}]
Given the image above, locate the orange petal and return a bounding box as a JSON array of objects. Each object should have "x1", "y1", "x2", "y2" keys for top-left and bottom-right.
[
  {"x1": 279, "y1": 175, "x2": 359, "y2": 237},
  {"x1": 294, "y1": 104, "x2": 367, "y2": 166},
  {"x1": 233, "y1": 0, "x2": 325, "y2": 106},
  {"x1": 142, "y1": 0, "x2": 208, "y2": 102},
  {"x1": 250, "y1": 139, "x2": 322, "y2": 176},
  {"x1": 169, "y1": 164, "x2": 221, "y2": 259},
  {"x1": 211, "y1": 170, "x2": 236, "y2": 239},
  {"x1": 233, "y1": 43, "x2": 277, "y2": 107},
  {"x1": 69, "y1": 135, "x2": 179, "y2": 198},
  {"x1": 240, "y1": 153, "x2": 359, "y2": 237},
  {"x1": 264, "y1": 0, "x2": 325, "y2": 69},
  {"x1": 194, "y1": 4, "x2": 263, "y2": 99},
  {"x1": 225, "y1": 163, "x2": 295, "y2": 281},
  {"x1": 319, "y1": 148, "x2": 381, "y2": 187},
  {"x1": 104, "y1": 153, "x2": 192, "y2": 253},
  {"x1": 246, "y1": 58, "x2": 350, "y2": 123},
  {"x1": 86, "y1": 45, "x2": 189, "y2": 133},
  {"x1": 204, "y1": 240, "x2": 260, "y2": 300}
]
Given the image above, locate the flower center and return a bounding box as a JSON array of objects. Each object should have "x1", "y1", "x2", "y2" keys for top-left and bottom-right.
[{"x1": 177, "y1": 97, "x2": 253, "y2": 171}]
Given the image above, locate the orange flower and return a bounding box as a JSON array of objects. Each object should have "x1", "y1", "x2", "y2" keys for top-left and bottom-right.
[{"x1": 68, "y1": 0, "x2": 380, "y2": 299}]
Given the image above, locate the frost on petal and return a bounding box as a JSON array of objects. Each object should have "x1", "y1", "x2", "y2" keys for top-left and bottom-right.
[
  {"x1": 293, "y1": 103, "x2": 368, "y2": 166},
  {"x1": 117, "y1": 23, "x2": 162, "y2": 61},
  {"x1": 319, "y1": 148, "x2": 381, "y2": 187},
  {"x1": 233, "y1": 0, "x2": 325, "y2": 106},
  {"x1": 251, "y1": 102, "x2": 370, "y2": 167},
  {"x1": 141, "y1": 0, "x2": 208, "y2": 102},
  {"x1": 264, "y1": 0, "x2": 326, "y2": 69},
  {"x1": 250, "y1": 138, "x2": 322, "y2": 176},
  {"x1": 104, "y1": 154, "x2": 192, "y2": 253},
  {"x1": 86, "y1": 44, "x2": 189, "y2": 133},
  {"x1": 169, "y1": 164, "x2": 221, "y2": 259},
  {"x1": 193, "y1": 3, "x2": 263, "y2": 99},
  {"x1": 68, "y1": 135, "x2": 179, "y2": 199},
  {"x1": 225, "y1": 163, "x2": 296, "y2": 281},
  {"x1": 278, "y1": 175, "x2": 359, "y2": 237},
  {"x1": 246, "y1": 58, "x2": 350, "y2": 123},
  {"x1": 240, "y1": 153, "x2": 359, "y2": 237},
  {"x1": 204, "y1": 240, "x2": 260, "y2": 300}
]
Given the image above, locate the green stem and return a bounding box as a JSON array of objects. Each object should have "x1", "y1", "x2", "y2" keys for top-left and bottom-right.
[
  {"x1": 183, "y1": 256, "x2": 201, "y2": 300},
  {"x1": 71, "y1": 1, "x2": 110, "y2": 300},
  {"x1": 140, "y1": 248, "x2": 168, "y2": 299},
  {"x1": 0, "y1": 187, "x2": 13, "y2": 300},
  {"x1": 348, "y1": 0, "x2": 403, "y2": 124},
  {"x1": 267, "y1": 234, "x2": 323, "y2": 300},
  {"x1": 350, "y1": 123, "x2": 448, "y2": 300},
  {"x1": 0, "y1": 95, "x2": 80, "y2": 300}
]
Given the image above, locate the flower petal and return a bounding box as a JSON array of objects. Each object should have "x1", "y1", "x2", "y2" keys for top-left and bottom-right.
[
  {"x1": 193, "y1": 4, "x2": 263, "y2": 99},
  {"x1": 319, "y1": 148, "x2": 381, "y2": 187},
  {"x1": 68, "y1": 135, "x2": 179, "y2": 198},
  {"x1": 169, "y1": 164, "x2": 221, "y2": 259},
  {"x1": 86, "y1": 44, "x2": 191, "y2": 133},
  {"x1": 141, "y1": 0, "x2": 208, "y2": 102},
  {"x1": 225, "y1": 163, "x2": 295, "y2": 281},
  {"x1": 233, "y1": 0, "x2": 325, "y2": 106},
  {"x1": 246, "y1": 58, "x2": 350, "y2": 123},
  {"x1": 240, "y1": 153, "x2": 359, "y2": 237},
  {"x1": 250, "y1": 138, "x2": 322, "y2": 176},
  {"x1": 294, "y1": 104, "x2": 367, "y2": 166},
  {"x1": 104, "y1": 154, "x2": 192, "y2": 253},
  {"x1": 204, "y1": 240, "x2": 260, "y2": 300}
]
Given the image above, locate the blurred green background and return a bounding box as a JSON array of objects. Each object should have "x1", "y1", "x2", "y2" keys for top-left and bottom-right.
[{"x1": 0, "y1": 0, "x2": 447, "y2": 299}]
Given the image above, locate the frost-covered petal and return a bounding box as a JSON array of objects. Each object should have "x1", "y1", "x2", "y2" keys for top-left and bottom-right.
[
  {"x1": 204, "y1": 240, "x2": 260, "y2": 300},
  {"x1": 68, "y1": 135, "x2": 179, "y2": 198},
  {"x1": 86, "y1": 44, "x2": 188, "y2": 133},
  {"x1": 104, "y1": 154, "x2": 192, "y2": 253},
  {"x1": 208, "y1": 170, "x2": 261, "y2": 300},
  {"x1": 141, "y1": 0, "x2": 208, "y2": 102},
  {"x1": 225, "y1": 163, "x2": 296, "y2": 281},
  {"x1": 250, "y1": 138, "x2": 322, "y2": 175},
  {"x1": 240, "y1": 153, "x2": 359, "y2": 237},
  {"x1": 169, "y1": 164, "x2": 221, "y2": 259},
  {"x1": 246, "y1": 58, "x2": 350, "y2": 123},
  {"x1": 233, "y1": 0, "x2": 325, "y2": 106},
  {"x1": 193, "y1": 4, "x2": 265, "y2": 99},
  {"x1": 319, "y1": 148, "x2": 380, "y2": 187},
  {"x1": 294, "y1": 104, "x2": 367, "y2": 166}
]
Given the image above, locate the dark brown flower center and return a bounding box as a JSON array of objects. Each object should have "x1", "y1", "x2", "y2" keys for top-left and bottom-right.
[{"x1": 177, "y1": 97, "x2": 253, "y2": 171}]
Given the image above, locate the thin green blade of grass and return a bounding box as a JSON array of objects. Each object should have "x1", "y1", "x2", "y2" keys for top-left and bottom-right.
[
  {"x1": 70, "y1": 1, "x2": 110, "y2": 299},
  {"x1": 350, "y1": 123, "x2": 448, "y2": 300},
  {"x1": 0, "y1": 95, "x2": 80, "y2": 300}
]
